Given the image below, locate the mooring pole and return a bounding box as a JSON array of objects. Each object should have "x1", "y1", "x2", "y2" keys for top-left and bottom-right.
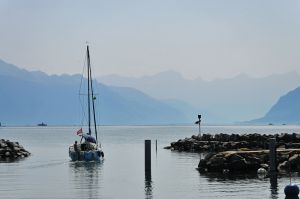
[
  {"x1": 145, "y1": 140, "x2": 151, "y2": 172},
  {"x1": 269, "y1": 138, "x2": 277, "y2": 173},
  {"x1": 155, "y1": 140, "x2": 157, "y2": 154}
]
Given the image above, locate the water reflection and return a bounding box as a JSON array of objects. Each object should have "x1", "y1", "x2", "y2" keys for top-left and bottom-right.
[
  {"x1": 199, "y1": 171, "x2": 281, "y2": 199},
  {"x1": 270, "y1": 173, "x2": 278, "y2": 199},
  {"x1": 145, "y1": 169, "x2": 153, "y2": 199},
  {"x1": 69, "y1": 161, "x2": 103, "y2": 199},
  {"x1": 199, "y1": 171, "x2": 259, "y2": 182}
]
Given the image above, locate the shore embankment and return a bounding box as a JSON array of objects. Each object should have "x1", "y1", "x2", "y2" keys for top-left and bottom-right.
[
  {"x1": 0, "y1": 139, "x2": 30, "y2": 162},
  {"x1": 165, "y1": 133, "x2": 300, "y2": 173},
  {"x1": 198, "y1": 149, "x2": 300, "y2": 173},
  {"x1": 165, "y1": 133, "x2": 300, "y2": 152}
]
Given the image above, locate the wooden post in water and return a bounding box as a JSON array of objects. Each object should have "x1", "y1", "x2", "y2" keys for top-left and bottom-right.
[
  {"x1": 155, "y1": 140, "x2": 157, "y2": 154},
  {"x1": 269, "y1": 138, "x2": 277, "y2": 173},
  {"x1": 145, "y1": 140, "x2": 151, "y2": 172}
]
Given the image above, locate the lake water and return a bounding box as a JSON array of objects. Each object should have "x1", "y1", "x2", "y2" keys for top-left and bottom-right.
[{"x1": 1, "y1": 125, "x2": 300, "y2": 199}]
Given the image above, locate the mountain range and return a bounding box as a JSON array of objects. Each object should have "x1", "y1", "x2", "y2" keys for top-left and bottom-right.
[
  {"x1": 99, "y1": 71, "x2": 300, "y2": 123},
  {"x1": 252, "y1": 86, "x2": 300, "y2": 124},
  {"x1": 1, "y1": 59, "x2": 300, "y2": 125},
  {"x1": 0, "y1": 60, "x2": 189, "y2": 125}
]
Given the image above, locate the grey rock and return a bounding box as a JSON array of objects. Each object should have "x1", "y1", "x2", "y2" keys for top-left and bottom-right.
[
  {"x1": 278, "y1": 161, "x2": 289, "y2": 171},
  {"x1": 0, "y1": 139, "x2": 30, "y2": 161},
  {"x1": 0, "y1": 143, "x2": 7, "y2": 148},
  {"x1": 5, "y1": 151, "x2": 10, "y2": 157}
]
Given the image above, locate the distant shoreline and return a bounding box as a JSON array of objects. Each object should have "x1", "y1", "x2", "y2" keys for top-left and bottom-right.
[{"x1": 1, "y1": 124, "x2": 300, "y2": 128}]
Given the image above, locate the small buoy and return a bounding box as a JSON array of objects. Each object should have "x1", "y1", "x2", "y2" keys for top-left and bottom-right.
[
  {"x1": 284, "y1": 184, "x2": 299, "y2": 197},
  {"x1": 257, "y1": 168, "x2": 267, "y2": 175}
]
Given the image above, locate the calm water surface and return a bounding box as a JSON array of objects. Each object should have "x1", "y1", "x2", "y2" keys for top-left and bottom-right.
[{"x1": 1, "y1": 125, "x2": 300, "y2": 199}]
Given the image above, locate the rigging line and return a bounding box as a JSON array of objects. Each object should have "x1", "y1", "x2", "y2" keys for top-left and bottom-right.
[
  {"x1": 88, "y1": 47, "x2": 99, "y2": 144},
  {"x1": 94, "y1": 68, "x2": 102, "y2": 146},
  {"x1": 79, "y1": 49, "x2": 88, "y2": 128},
  {"x1": 79, "y1": 94, "x2": 87, "y2": 127},
  {"x1": 79, "y1": 53, "x2": 87, "y2": 96},
  {"x1": 90, "y1": 52, "x2": 102, "y2": 147},
  {"x1": 95, "y1": 93, "x2": 102, "y2": 148}
]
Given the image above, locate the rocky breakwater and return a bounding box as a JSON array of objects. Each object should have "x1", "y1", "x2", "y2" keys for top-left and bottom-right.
[
  {"x1": 0, "y1": 139, "x2": 30, "y2": 162},
  {"x1": 198, "y1": 149, "x2": 300, "y2": 173},
  {"x1": 165, "y1": 133, "x2": 300, "y2": 152}
]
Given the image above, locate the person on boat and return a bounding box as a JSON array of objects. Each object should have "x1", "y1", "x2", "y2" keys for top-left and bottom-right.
[{"x1": 74, "y1": 141, "x2": 79, "y2": 158}]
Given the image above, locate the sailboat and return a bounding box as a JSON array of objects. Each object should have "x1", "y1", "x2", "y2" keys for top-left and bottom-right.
[{"x1": 69, "y1": 45, "x2": 104, "y2": 161}]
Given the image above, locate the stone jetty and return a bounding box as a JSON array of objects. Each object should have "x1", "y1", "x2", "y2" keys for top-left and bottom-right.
[
  {"x1": 165, "y1": 133, "x2": 300, "y2": 152},
  {"x1": 165, "y1": 133, "x2": 300, "y2": 173},
  {"x1": 198, "y1": 149, "x2": 300, "y2": 173},
  {"x1": 0, "y1": 139, "x2": 30, "y2": 162}
]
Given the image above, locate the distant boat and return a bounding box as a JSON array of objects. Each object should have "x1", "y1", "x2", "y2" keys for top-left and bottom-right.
[
  {"x1": 68, "y1": 45, "x2": 104, "y2": 162},
  {"x1": 37, "y1": 122, "x2": 47, "y2": 126}
]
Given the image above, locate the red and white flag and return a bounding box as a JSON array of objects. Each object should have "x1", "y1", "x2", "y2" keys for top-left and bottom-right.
[{"x1": 76, "y1": 128, "x2": 83, "y2": 135}]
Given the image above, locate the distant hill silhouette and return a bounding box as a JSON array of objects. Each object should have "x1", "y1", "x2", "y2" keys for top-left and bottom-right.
[
  {"x1": 0, "y1": 60, "x2": 188, "y2": 125},
  {"x1": 99, "y1": 71, "x2": 300, "y2": 122},
  {"x1": 251, "y1": 86, "x2": 300, "y2": 124}
]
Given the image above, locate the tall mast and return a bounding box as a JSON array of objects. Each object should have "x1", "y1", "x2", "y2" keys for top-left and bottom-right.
[
  {"x1": 87, "y1": 45, "x2": 92, "y2": 135},
  {"x1": 89, "y1": 56, "x2": 98, "y2": 143}
]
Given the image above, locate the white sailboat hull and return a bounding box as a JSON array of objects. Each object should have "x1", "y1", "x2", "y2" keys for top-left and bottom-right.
[{"x1": 69, "y1": 145, "x2": 104, "y2": 162}]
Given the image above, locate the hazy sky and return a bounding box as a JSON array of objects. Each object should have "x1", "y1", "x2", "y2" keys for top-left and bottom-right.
[{"x1": 1, "y1": 0, "x2": 300, "y2": 80}]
